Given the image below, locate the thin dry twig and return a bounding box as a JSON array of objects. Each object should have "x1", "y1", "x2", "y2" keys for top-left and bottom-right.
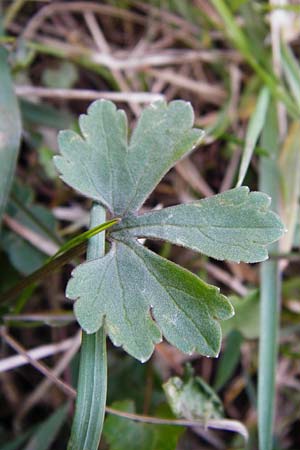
[
  {"x1": 205, "y1": 262, "x2": 248, "y2": 297},
  {"x1": 22, "y1": 1, "x2": 146, "y2": 39},
  {"x1": 194, "y1": 0, "x2": 222, "y2": 25},
  {"x1": 162, "y1": 64, "x2": 191, "y2": 102},
  {"x1": 15, "y1": 86, "x2": 164, "y2": 102},
  {"x1": 83, "y1": 11, "x2": 142, "y2": 117},
  {"x1": 146, "y1": 68, "x2": 226, "y2": 105},
  {"x1": 21, "y1": 0, "x2": 208, "y2": 51},
  {"x1": 30, "y1": 33, "x2": 240, "y2": 69},
  {"x1": 52, "y1": 205, "x2": 88, "y2": 223},
  {"x1": 3, "y1": 313, "x2": 75, "y2": 324},
  {"x1": 0, "y1": 328, "x2": 76, "y2": 398},
  {"x1": 15, "y1": 331, "x2": 81, "y2": 424},
  {"x1": 176, "y1": 157, "x2": 215, "y2": 198},
  {"x1": 134, "y1": 0, "x2": 199, "y2": 34},
  {"x1": 104, "y1": 407, "x2": 249, "y2": 441},
  {"x1": 0, "y1": 329, "x2": 248, "y2": 440},
  {"x1": 133, "y1": 1, "x2": 206, "y2": 49},
  {"x1": 0, "y1": 335, "x2": 77, "y2": 373},
  {"x1": 3, "y1": 214, "x2": 59, "y2": 256}
]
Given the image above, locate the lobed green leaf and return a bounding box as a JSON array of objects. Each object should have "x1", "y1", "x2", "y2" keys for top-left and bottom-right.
[
  {"x1": 54, "y1": 100, "x2": 203, "y2": 216},
  {"x1": 112, "y1": 187, "x2": 285, "y2": 263},
  {"x1": 67, "y1": 239, "x2": 233, "y2": 362},
  {"x1": 55, "y1": 99, "x2": 285, "y2": 363}
]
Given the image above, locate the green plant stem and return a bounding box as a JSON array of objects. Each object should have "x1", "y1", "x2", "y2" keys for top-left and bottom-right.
[
  {"x1": 258, "y1": 105, "x2": 281, "y2": 450},
  {"x1": 67, "y1": 203, "x2": 107, "y2": 450}
]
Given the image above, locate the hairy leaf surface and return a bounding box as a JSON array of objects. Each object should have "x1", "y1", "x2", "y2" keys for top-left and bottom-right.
[
  {"x1": 55, "y1": 99, "x2": 285, "y2": 362},
  {"x1": 54, "y1": 100, "x2": 203, "y2": 215},
  {"x1": 67, "y1": 239, "x2": 233, "y2": 361},
  {"x1": 112, "y1": 187, "x2": 285, "y2": 263}
]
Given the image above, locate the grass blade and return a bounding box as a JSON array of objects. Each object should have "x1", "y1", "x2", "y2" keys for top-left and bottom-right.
[
  {"x1": 279, "y1": 122, "x2": 300, "y2": 252},
  {"x1": 0, "y1": 429, "x2": 34, "y2": 450},
  {"x1": 258, "y1": 103, "x2": 281, "y2": 450},
  {"x1": 0, "y1": 46, "x2": 22, "y2": 227},
  {"x1": 281, "y1": 42, "x2": 300, "y2": 108},
  {"x1": 0, "y1": 217, "x2": 119, "y2": 305},
  {"x1": 49, "y1": 217, "x2": 119, "y2": 260},
  {"x1": 213, "y1": 330, "x2": 243, "y2": 391},
  {"x1": 236, "y1": 87, "x2": 270, "y2": 187},
  {"x1": 24, "y1": 403, "x2": 68, "y2": 450},
  {"x1": 67, "y1": 204, "x2": 107, "y2": 450},
  {"x1": 210, "y1": 0, "x2": 299, "y2": 118}
]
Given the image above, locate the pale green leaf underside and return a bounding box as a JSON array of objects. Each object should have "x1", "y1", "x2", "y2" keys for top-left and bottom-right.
[
  {"x1": 112, "y1": 187, "x2": 285, "y2": 263},
  {"x1": 67, "y1": 239, "x2": 233, "y2": 362},
  {"x1": 54, "y1": 100, "x2": 203, "y2": 216}
]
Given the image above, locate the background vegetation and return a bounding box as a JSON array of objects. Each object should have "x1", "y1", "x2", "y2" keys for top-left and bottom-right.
[{"x1": 1, "y1": 1, "x2": 300, "y2": 449}]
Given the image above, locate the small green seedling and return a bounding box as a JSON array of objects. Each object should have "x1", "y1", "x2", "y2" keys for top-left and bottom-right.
[
  {"x1": 163, "y1": 364, "x2": 223, "y2": 423},
  {"x1": 54, "y1": 99, "x2": 284, "y2": 449}
]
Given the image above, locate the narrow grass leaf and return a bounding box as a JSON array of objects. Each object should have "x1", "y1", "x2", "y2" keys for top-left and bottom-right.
[
  {"x1": 0, "y1": 217, "x2": 118, "y2": 305},
  {"x1": 0, "y1": 429, "x2": 35, "y2": 450},
  {"x1": 236, "y1": 88, "x2": 270, "y2": 187},
  {"x1": 0, "y1": 46, "x2": 22, "y2": 227},
  {"x1": 210, "y1": 0, "x2": 299, "y2": 118},
  {"x1": 50, "y1": 217, "x2": 119, "y2": 261},
  {"x1": 205, "y1": 100, "x2": 233, "y2": 140},
  {"x1": 239, "y1": 2, "x2": 268, "y2": 63},
  {"x1": 23, "y1": 403, "x2": 68, "y2": 450},
  {"x1": 279, "y1": 122, "x2": 300, "y2": 252},
  {"x1": 20, "y1": 99, "x2": 72, "y2": 129},
  {"x1": 67, "y1": 204, "x2": 107, "y2": 450},
  {"x1": 214, "y1": 330, "x2": 243, "y2": 391},
  {"x1": 281, "y1": 42, "x2": 300, "y2": 108},
  {"x1": 222, "y1": 291, "x2": 260, "y2": 339},
  {"x1": 2, "y1": 185, "x2": 57, "y2": 274},
  {"x1": 67, "y1": 329, "x2": 107, "y2": 450},
  {"x1": 258, "y1": 104, "x2": 281, "y2": 450}
]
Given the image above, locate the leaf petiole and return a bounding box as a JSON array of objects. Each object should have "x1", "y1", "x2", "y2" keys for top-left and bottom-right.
[{"x1": 49, "y1": 216, "x2": 120, "y2": 261}]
